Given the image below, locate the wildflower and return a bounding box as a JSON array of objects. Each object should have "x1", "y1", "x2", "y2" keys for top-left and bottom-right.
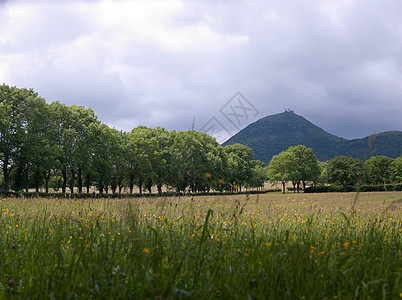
[
  {"x1": 265, "y1": 242, "x2": 272, "y2": 247},
  {"x1": 142, "y1": 248, "x2": 150, "y2": 254}
]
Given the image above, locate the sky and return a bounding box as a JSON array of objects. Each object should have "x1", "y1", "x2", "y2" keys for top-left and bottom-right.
[{"x1": 1, "y1": 0, "x2": 402, "y2": 142}]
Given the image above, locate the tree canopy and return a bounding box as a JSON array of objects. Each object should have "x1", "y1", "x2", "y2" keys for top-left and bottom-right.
[{"x1": 0, "y1": 84, "x2": 265, "y2": 194}]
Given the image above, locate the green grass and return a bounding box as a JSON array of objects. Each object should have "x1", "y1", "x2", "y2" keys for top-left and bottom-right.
[{"x1": 0, "y1": 192, "x2": 401, "y2": 299}]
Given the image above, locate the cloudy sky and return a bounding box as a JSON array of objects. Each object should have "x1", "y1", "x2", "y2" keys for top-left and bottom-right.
[{"x1": 1, "y1": 0, "x2": 402, "y2": 142}]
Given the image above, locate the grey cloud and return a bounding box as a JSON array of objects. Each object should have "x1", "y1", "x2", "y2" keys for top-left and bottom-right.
[{"x1": 1, "y1": 0, "x2": 402, "y2": 140}]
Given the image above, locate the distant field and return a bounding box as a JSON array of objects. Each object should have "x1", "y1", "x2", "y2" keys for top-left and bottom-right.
[{"x1": 0, "y1": 192, "x2": 401, "y2": 299}]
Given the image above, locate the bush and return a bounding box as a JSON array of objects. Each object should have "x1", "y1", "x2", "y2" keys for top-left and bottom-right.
[
  {"x1": 304, "y1": 185, "x2": 345, "y2": 193},
  {"x1": 305, "y1": 183, "x2": 402, "y2": 193}
]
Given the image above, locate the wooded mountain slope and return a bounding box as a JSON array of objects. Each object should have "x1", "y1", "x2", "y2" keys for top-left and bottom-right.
[{"x1": 222, "y1": 111, "x2": 402, "y2": 163}]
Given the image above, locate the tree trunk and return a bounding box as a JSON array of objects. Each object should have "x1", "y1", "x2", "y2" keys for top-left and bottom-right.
[
  {"x1": 44, "y1": 171, "x2": 50, "y2": 194},
  {"x1": 138, "y1": 178, "x2": 143, "y2": 194},
  {"x1": 86, "y1": 173, "x2": 91, "y2": 194},
  {"x1": 70, "y1": 169, "x2": 75, "y2": 194},
  {"x1": 3, "y1": 160, "x2": 10, "y2": 192},
  {"x1": 297, "y1": 181, "x2": 300, "y2": 193},
  {"x1": 157, "y1": 184, "x2": 162, "y2": 194},
  {"x1": 25, "y1": 169, "x2": 29, "y2": 193},
  {"x1": 282, "y1": 181, "x2": 286, "y2": 194},
  {"x1": 77, "y1": 168, "x2": 82, "y2": 193},
  {"x1": 62, "y1": 167, "x2": 67, "y2": 194},
  {"x1": 129, "y1": 174, "x2": 134, "y2": 194}
]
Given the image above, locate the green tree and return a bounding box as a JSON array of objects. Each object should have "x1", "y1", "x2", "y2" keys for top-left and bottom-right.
[
  {"x1": 0, "y1": 84, "x2": 37, "y2": 191},
  {"x1": 267, "y1": 150, "x2": 297, "y2": 194},
  {"x1": 364, "y1": 155, "x2": 392, "y2": 185},
  {"x1": 288, "y1": 145, "x2": 320, "y2": 192},
  {"x1": 91, "y1": 124, "x2": 118, "y2": 194},
  {"x1": 245, "y1": 160, "x2": 267, "y2": 190},
  {"x1": 19, "y1": 96, "x2": 57, "y2": 192},
  {"x1": 129, "y1": 126, "x2": 155, "y2": 194},
  {"x1": 224, "y1": 144, "x2": 254, "y2": 191},
  {"x1": 168, "y1": 131, "x2": 227, "y2": 193},
  {"x1": 391, "y1": 155, "x2": 402, "y2": 183},
  {"x1": 326, "y1": 156, "x2": 363, "y2": 192},
  {"x1": 110, "y1": 130, "x2": 127, "y2": 194}
]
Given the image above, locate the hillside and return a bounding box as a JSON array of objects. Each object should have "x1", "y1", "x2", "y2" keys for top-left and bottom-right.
[{"x1": 222, "y1": 111, "x2": 402, "y2": 163}]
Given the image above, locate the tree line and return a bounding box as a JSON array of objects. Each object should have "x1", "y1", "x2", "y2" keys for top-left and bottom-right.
[
  {"x1": 267, "y1": 145, "x2": 402, "y2": 193},
  {"x1": 0, "y1": 84, "x2": 266, "y2": 194}
]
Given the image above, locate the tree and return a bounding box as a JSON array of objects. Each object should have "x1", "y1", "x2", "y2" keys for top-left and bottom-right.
[
  {"x1": 391, "y1": 155, "x2": 402, "y2": 183},
  {"x1": 0, "y1": 84, "x2": 36, "y2": 191},
  {"x1": 267, "y1": 150, "x2": 297, "y2": 194},
  {"x1": 245, "y1": 160, "x2": 267, "y2": 190},
  {"x1": 364, "y1": 155, "x2": 392, "y2": 185},
  {"x1": 149, "y1": 127, "x2": 173, "y2": 194},
  {"x1": 68, "y1": 105, "x2": 99, "y2": 193},
  {"x1": 224, "y1": 144, "x2": 254, "y2": 191},
  {"x1": 91, "y1": 124, "x2": 118, "y2": 194},
  {"x1": 326, "y1": 156, "x2": 363, "y2": 192},
  {"x1": 19, "y1": 96, "x2": 57, "y2": 192},
  {"x1": 288, "y1": 145, "x2": 320, "y2": 192},
  {"x1": 167, "y1": 131, "x2": 227, "y2": 193},
  {"x1": 110, "y1": 130, "x2": 127, "y2": 194},
  {"x1": 128, "y1": 126, "x2": 155, "y2": 194}
]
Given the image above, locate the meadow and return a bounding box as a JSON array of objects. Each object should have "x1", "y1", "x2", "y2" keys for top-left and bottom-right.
[{"x1": 0, "y1": 192, "x2": 401, "y2": 299}]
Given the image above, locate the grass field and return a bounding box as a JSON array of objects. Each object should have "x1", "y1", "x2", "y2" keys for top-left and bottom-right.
[{"x1": 0, "y1": 192, "x2": 401, "y2": 299}]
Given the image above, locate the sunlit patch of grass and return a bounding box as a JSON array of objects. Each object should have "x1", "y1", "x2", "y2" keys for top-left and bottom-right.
[{"x1": 0, "y1": 192, "x2": 400, "y2": 298}]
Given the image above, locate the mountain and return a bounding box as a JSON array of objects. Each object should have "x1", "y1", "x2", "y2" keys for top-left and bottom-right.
[{"x1": 222, "y1": 111, "x2": 402, "y2": 163}]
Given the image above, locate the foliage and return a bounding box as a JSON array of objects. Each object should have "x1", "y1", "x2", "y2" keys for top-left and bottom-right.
[
  {"x1": 0, "y1": 84, "x2": 266, "y2": 195},
  {"x1": 364, "y1": 155, "x2": 392, "y2": 185},
  {"x1": 266, "y1": 145, "x2": 320, "y2": 193},
  {"x1": 267, "y1": 150, "x2": 297, "y2": 193},
  {"x1": 391, "y1": 155, "x2": 402, "y2": 183},
  {"x1": 326, "y1": 156, "x2": 364, "y2": 192}
]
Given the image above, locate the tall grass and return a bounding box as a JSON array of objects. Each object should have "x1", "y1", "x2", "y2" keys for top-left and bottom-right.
[{"x1": 0, "y1": 193, "x2": 401, "y2": 299}]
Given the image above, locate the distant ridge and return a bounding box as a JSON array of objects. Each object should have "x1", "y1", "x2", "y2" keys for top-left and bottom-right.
[{"x1": 222, "y1": 111, "x2": 402, "y2": 163}]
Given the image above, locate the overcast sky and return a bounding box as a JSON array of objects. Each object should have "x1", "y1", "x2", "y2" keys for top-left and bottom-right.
[{"x1": 1, "y1": 0, "x2": 402, "y2": 142}]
